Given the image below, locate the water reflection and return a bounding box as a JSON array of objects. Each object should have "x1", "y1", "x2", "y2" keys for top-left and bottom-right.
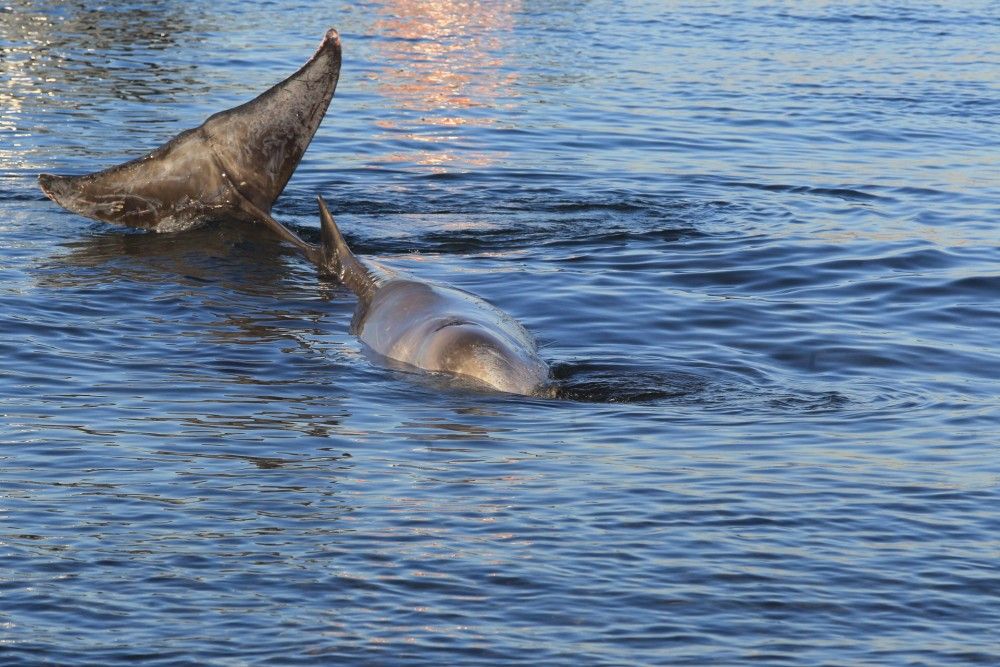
[
  {"x1": 153, "y1": 449, "x2": 353, "y2": 471},
  {"x1": 368, "y1": 0, "x2": 522, "y2": 172},
  {"x1": 36, "y1": 221, "x2": 300, "y2": 291},
  {"x1": 397, "y1": 415, "x2": 507, "y2": 442},
  {"x1": 0, "y1": 1, "x2": 204, "y2": 107},
  {"x1": 1, "y1": 0, "x2": 209, "y2": 175}
]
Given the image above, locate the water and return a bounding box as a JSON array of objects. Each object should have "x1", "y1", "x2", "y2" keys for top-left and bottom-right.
[{"x1": 2, "y1": 1, "x2": 999, "y2": 664}]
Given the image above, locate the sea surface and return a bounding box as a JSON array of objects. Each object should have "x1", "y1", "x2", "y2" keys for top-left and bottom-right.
[{"x1": 2, "y1": 1, "x2": 999, "y2": 664}]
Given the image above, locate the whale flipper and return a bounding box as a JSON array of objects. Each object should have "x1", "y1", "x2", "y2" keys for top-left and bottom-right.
[{"x1": 39, "y1": 28, "x2": 342, "y2": 233}]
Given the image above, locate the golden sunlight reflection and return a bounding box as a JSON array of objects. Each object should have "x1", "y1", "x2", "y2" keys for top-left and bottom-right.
[
  {"x1": 368, "y1": 0, "x2": 522, "y2": 172},
  {"x1": 1, "y1": 10, "x2": 41, "y2": 172}
]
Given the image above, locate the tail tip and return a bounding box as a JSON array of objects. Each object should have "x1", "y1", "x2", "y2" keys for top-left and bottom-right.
[
  {"x1": 38, "y1": 173, "x2": 58, "y2": 196},
  {"x1": 38, "y1": 173, "x2": 72, "y2": 205},
  {"x1": 323, "y1": 28, "x2": 341, "y2": 47}
]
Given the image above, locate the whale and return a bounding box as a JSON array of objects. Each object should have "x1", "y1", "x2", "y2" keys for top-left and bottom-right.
[
  {"x1": 39, "y1": 28, "x2": 342, "y2": 247},
  {"x1": 37, "y1": 28, "x2": 551, "y2": 396},
  {"x1": 282, "y1": 196, "x2": 551, "y2": 396}
]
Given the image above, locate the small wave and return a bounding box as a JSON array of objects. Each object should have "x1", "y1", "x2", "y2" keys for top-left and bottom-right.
[
  {"x1": 277, "y1": 189, "x2": 713, "y2": 255},
  {"x1": 766, "y1": 391, "x2": 849, "y2": 412},
  {"x1": 735, "y1": 181, "x2": 889, "y2": 202},
  {"x1": 895, "y1": 274, "x2": 1000, "y2": 300},
  {"x1": 0, "y1": 188, "x2": 53, "y2": 203},
  {"x1": 284, "y1": 183, "x2": 724, "y2": 217}
]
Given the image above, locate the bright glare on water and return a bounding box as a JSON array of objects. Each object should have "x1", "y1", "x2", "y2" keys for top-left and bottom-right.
[{"x1": 1, "y1": 1, "x2": 999, "y2": 665}]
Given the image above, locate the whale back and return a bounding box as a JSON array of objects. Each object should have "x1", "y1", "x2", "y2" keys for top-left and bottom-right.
[
  {"x1": 239, "y1": 196, "x2": 551, "y2": 396},
  {"x1": 354, "y1": 278, "x2": 550, "y2": 395},
  {"x1": 412, "y1": 322, "x2": 549, "y2": 395}
]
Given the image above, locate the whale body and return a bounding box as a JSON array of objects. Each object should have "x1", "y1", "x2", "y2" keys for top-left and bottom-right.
[{"x1": 294, "y1": 197, "x2": 550, "y2": 396}]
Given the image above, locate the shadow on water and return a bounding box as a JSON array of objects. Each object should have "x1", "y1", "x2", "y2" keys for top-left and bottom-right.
[
  {"x1": 36, "y1": 220, "x2": 304, "y2": 293},
  {"x1": 550, "y1": 361, "x2": 710, "y2": 404},
  {"x1": 548, "y1": 360, "x2": 852, "y2": 412}
]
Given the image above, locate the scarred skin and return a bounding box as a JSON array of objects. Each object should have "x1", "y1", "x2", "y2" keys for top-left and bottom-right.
[{"x1": 39, "y1": 29, "x2": 343, "y2": 243}]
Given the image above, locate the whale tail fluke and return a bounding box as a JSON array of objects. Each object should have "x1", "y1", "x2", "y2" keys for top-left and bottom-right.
[
  {"x1": 38, "y1": 125, "x2": 233, "y2": 231},
  {"x1": 38, "y1": 29, "x2": 342, "y2": 232},
  {"x1": 38, "y1": 173, "x2": 76, "y2": 214}
]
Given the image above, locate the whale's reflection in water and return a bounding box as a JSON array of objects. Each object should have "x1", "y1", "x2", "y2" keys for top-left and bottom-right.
[{"x1": 40, "y1": 220, "x2": 315, "y2": 293}]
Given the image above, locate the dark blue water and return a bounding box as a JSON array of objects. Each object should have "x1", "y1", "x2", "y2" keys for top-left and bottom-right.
[{"x1": 2, "y1": 1, "x2": 999, "y2": 664}]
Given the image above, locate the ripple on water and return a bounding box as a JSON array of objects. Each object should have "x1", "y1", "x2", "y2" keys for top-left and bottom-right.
[{"x1": 2, "y1": 1, "x2": 1000, "y2": 665}]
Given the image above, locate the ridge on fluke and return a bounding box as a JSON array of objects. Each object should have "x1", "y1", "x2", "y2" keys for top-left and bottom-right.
[{"x1": 39, "y1": 28, "x2": 342, "y2": 242}]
